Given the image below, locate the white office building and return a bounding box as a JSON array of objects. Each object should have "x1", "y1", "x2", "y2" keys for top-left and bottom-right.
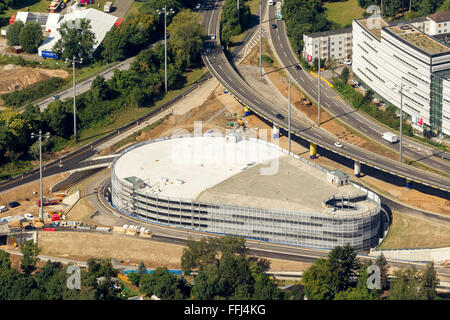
[
  {"x1": 352, "y1": 15, "x2": 450, "y2": 137},
  {"x1": 303, "y1": 27, "x2": 353, "y2": 62}
]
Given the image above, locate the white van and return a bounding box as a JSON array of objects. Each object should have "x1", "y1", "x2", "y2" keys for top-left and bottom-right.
[{"x1": 0, "y1": 206, "x2": 8, "y2": 213}]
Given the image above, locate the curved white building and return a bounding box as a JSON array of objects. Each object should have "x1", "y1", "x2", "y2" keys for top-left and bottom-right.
[
  {"x1": 109, "y1": 133, "x2": 383, "y2": 251},
  {"x1": 352, "y1": 15, "x2": 450, "y2": 137}
]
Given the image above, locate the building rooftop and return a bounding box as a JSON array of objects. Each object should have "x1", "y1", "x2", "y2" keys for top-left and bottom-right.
[
  {"x1": 385, "y1": 24, "x2": 450, "y2": 55},
  {"x1": 114, "y1": 135, "x2": 284, "y2": 200},
  {"x1": 306, "y1": 27, "x2": 352, "y2": 39},
  {"x1": 355, "y1": 16, "x2": 389, "y2": 40},
  {"x1": 428, "y1": 10, "x2": 450, "y2": 23}
]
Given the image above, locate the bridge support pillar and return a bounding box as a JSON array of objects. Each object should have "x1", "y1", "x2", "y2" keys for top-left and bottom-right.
[
  {"x1": 273, "y1": 124, "x2": 279, "y2": 140},
  {"x1": 406, "y1": 179, "x2": 412, "y2": 189},
  {"x1": 354, "y1": 160, "x2": 361, "y2": 177},
  {"x1": 309, "y1": 142, "x2": 317, "y2": 159},
  {"x1": 244, "y1": 106, "x2": 251, "y2": 117}
]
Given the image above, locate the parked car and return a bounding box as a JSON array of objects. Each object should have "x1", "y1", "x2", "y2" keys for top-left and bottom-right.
[
  {"x1": 334, "y1": 141, "x2": 343, "y2": 148},
  {"x1": 8, "y1": 201, "x2": 20, "y2": 208},
  {"x1": 0, "y1": 206, "x2": 8, "y2": 212},
  {"x1": 343, "y1": 58, "x2": 352, "y2": 65},
  {"x1": 276, "y1": 113, "x2": 284, "y2": 120},
  {"x1": 210, "y1": 34, "x2": 216, "y2": 40},
  {"x1": 295, "y1": 65, "x2": 301, "y2": 70}
]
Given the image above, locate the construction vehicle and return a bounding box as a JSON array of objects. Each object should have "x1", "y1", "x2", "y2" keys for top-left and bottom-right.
[{"x1": 36, "y1": 197, "x2": 62, "y2": 207}]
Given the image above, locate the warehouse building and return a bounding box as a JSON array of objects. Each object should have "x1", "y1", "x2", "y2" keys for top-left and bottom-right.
[{"x1": 38, "y1": 8, "x2": 119, "y2": 58}]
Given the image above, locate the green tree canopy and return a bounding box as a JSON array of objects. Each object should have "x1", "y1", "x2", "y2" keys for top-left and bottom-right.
[
  {"x1": 20, "y1": 240, "x2": 40, "y2": 275},
  {"x1": 52, "y1": 18, "x2": 96, "y2": 62},
  {"x1": 6, "y1": 20, "x2": 24, "y2": 46},
  {"x1": 18, "y1": 22, "x2": 42, "y2": 53},
  {"x1": 167, "y1": 9, "x2": 204, "y2": 67}
]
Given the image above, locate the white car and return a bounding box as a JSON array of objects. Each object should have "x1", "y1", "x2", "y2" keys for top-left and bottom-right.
[
  {"x1": 334, "y1": 141, "x2": 343, "y2": 148},
  {"x1": 24, "y1": 213, "x2": 34, "y2": 220},
  {"x1": 343, "y1": 59, "x2": 352, "y2": 65},
  {"x1": 210, "y1": 34, "x2": 216, "y2": 40}
]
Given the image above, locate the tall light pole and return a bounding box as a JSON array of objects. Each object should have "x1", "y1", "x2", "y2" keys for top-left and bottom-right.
[
  {"x1": 317, "y1": 39, "x2": 321, "y2": 127},
  {"x1": 390, "y1": 82, "x2": 411, "y2": 163},
  {"x1": 157, "y1": 6, "x2": 175, "y2": 93},
  {"x1": 259, "y1": 0, "x2": 262, "y2": 80},
  {"x1": 288, "y1": 77, "x2": 291, "y2": 153},
  {"x1": 66, "y1": 55, "x2": 83, "y2": 142},
  {"x1": 31, "y1": 130, "x2": 50, "y2": 221}
]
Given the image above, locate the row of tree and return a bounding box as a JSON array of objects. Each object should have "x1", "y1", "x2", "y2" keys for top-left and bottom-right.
[
  {"x1": 358, "y1": 0, "x2": 446, "y2": 18},
  {"x1": 221, "y1": 0, "x2": 252, "y2": 47},
  {"x1": 0, "y1": 241, "x2": 122, "y2": 300},
  {"x1": 0, "y1": 7, "x2": 204, "y2": 177},
  {"x1": 302, "y1": 243, "x2": 440, "y2": 300},
  {"x1": 6, "y1": 21, "x2": 43, "y2": 53},
  {"x1": 126, "y1": 235, "x2": 303, "y2": 300}
]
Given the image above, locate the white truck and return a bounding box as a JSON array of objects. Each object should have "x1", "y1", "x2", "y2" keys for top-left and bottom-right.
[
  {"x1": 382, "y1": 132, "x2": 398, "y2": 143},
  {"x1": 104, "y1": 1, "x2": 112, "y2": 13}
]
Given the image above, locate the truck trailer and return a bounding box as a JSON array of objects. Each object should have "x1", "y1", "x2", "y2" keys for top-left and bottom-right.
[{"x1": 382, "y1": 132, "x2": 398, "y2": 143}]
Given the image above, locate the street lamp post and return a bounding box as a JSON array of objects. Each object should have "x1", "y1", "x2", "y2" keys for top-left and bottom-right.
[
  {"x1": 390, "y1": 82, "x2": 411, "y2": 164},
  {"x1": 157, "y1": 6, "x2": 175, "y2": 93},
  {"x1": 66, "y1": 55, "x2": 83, "y2": 142},
  {"x1": 31, "y1": 130, "x2": 50, "y2": 221},
  {"x1": 316, "y1": 39, "x2": 321, "y2": 127},
  {"x1": 259, "y1": 0, "x2": 262, "y2": 80}
]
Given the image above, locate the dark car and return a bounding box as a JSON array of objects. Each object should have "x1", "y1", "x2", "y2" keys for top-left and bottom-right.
[
  {"x1": 271, "y1": 24, "x2": 277, "y2": 29},
  {"x1": 295, "y1": 65, "x2": 302, "y2": 70},
  {"x1": 8, "y1": 201, "x2": 20, "y2": 208},
  {"x1": 276, "y1": 113, "x2": 284, "y2": 120}
]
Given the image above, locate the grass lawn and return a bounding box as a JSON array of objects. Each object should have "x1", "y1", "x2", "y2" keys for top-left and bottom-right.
[
  {"x1": 324, "y1": 0, "x2": 365, "y2": 28},
  {"x1": 125, "y1": 0, "x2": 145, "y2": 17},
  {"x1": 377, "y1": 210, "x2": 450, "y2": 250}
]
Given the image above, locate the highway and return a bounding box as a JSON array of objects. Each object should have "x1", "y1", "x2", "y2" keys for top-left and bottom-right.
[
  {"x1": 200, "y1": 0, "x2": 450, "y2": 192},
  {"x1": 266, "y1": 3, "x2": 450, "y2": 171}
]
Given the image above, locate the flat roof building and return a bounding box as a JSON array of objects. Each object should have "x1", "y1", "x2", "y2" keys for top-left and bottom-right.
[
  {"x1": 352, "y1": 15, "x2": 450, "y2": 137},
  {"x1": 303, "y1": 27, "x2": 352, "y2": 62}
]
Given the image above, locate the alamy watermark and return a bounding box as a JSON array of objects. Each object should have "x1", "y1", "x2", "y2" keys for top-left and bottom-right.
[
  {"x1": 366, "y1": 265, "x2": 381, "y2": 290},
  {"x1": 66, "y1": 265, "x2": 81, "y2": 290},
  {"x1": 169, "y1": 121, "x2": 280, "y2": 175}
]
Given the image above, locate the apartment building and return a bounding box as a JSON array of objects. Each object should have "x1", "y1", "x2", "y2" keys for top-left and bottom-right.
[
  {"x1": 352, "y1": 15, "x2": 450, "y2": 137},
  {"x1": 302, "y1": 27, "x2": 352, "y2": 62}
]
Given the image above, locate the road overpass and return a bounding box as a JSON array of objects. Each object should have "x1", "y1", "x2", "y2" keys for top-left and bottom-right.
[{"x1": 200, "y1": 0, "x2": 450, "y2": 192}]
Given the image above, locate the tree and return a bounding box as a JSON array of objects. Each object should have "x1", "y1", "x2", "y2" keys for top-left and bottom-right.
[
  {"x1": 302, "y1": 258, "x2": 333, "y2": 300},
  {"x1": 139, "y1": 267, "x2": 189, "y2": 299},
  {"x1": 42, "y1": 100, "x2": 73, "y2": 138},
  {"x1": 181, "y1": 237, "x2": 220, "y2": 273},
  {"x1": 0, "y1": 250, "x2": 11, "y2": 270},
  {"x1": 137, "y1": 261, "x2": 147, "y2": 276},
  {"x1": 52, "y1": 18, "x2": 96, "y2": 62},
  {"x1": 167, "y1": 9, "x2": 204, "y2": 67},
  {"x1": 327, "y1": 244, "x2": 360, "y2": 295},
  {"x1": 91, "y1": 75, "x2": 110, "y2": 101},
  {"x1": 334, "y1": 261, "x2": 379, "y2": 300},
  {"x1": 375, "y1": 253, "x2": 389, "y2": 290},
  {"x1": 419, "y1": 262, "x2": 439, "y2": 300},
  {"x1": 6, "y1": 20, "x2": 24, "y2": 46},
  {"x1": 18, "y1": 22, "x2": 42, "y2": 53},
  {"x1": 389, "y1": 266, "x2": 421, "y2": 300},
  {"x1": 20, "y1": 240, "x2": 40, "y2": 275},
  {"x1": 252, "y1": 273, "x2": 282, "y2": 300},
  {"x1": 341, "y1": 67, "x2": 350, "y2": 83}
]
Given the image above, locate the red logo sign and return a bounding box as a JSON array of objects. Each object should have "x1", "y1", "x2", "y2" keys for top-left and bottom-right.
[
  {"x1": 307, "y1": 55, "x2": 312, "y2": 62},
  {"x1": 417, "y1": 117, "x2": 423, "y2": 126}
]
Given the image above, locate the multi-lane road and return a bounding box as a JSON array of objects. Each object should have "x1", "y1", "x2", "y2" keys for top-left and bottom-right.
[
  {"x1": 201, "y1": 0, "x2": 450, "y2": 192},
  {"x1": 266, "y1": 3, "x2": 450, "y2": 172}
]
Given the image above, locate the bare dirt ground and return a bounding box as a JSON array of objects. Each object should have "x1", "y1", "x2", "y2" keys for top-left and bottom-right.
[
  {"x1": 0, "y1": 63, "x2": 69, "y2": 107},
  {"x1": 0, "y1": 38, "x2": 45, "y2": 62},
  {"x1": 35, "y1": 231, "x2": 313, "y2": 271}
]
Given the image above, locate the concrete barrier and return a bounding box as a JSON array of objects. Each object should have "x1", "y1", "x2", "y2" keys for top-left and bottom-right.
[
  {"x1": 62, "y1": 190, "x2": 80, "y2": 206},
  {"x1": 370, "y1": 247, "x2": 450, "y2": 263}
]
